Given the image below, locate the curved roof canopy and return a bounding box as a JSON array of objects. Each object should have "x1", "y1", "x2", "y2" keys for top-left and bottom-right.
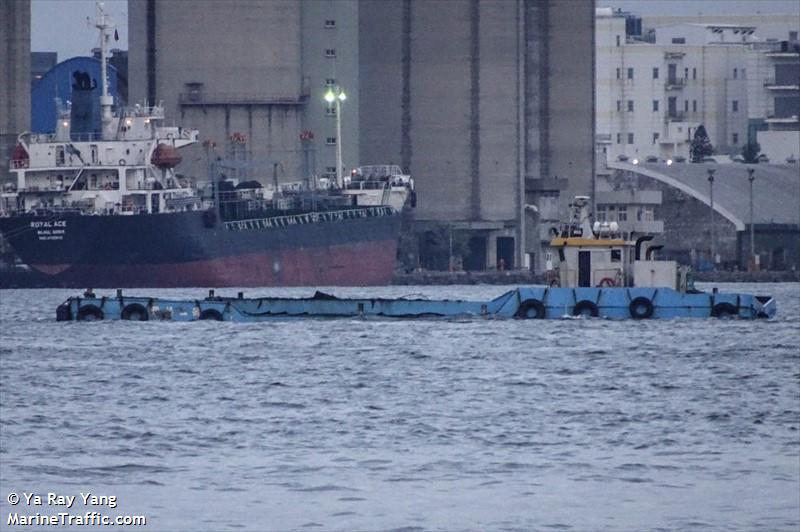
[{"x1": 609, "y1": 162, "x2": 800, "y2": 229}]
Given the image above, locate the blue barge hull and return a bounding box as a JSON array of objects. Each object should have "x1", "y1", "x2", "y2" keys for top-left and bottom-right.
[{"x1": 57, "y1": 286, "x2": 776, "y2": 321}]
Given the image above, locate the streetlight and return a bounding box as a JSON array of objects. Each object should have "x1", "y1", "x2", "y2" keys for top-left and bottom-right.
[
  {"x1": 747, "y1": 167, "x2": 756, "y2": 270},
  {"x1": 707, "y1": 168, "x2": 716, "y2": 266},
  {"x1": 324, "y1": 86, "x2": 347, "y2": 188}
]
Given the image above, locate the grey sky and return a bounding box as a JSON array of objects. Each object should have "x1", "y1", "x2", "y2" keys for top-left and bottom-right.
[
  {"x1": 32, "y1": 0, "x2": 800, "y2": 60},
  {"x1": 32, "y1": 0, "x2": 128, "y2": 60},
  {"x1": 599, "y1": 0, "x2": 799, "y2": 16}
]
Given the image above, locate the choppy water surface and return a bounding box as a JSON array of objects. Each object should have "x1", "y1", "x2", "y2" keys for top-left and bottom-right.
[{"x1": 1, "y1": 283, "x2": 798, "y2": 531}]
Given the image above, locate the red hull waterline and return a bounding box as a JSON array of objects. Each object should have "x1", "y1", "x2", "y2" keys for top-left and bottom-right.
[{"x1": 28, "y1": 240, "x2": 398, "y2": 288}]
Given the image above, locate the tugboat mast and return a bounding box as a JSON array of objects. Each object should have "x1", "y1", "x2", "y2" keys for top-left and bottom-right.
[{"x1": 94, "y1": 2, "x2": 114, "y2": 140}]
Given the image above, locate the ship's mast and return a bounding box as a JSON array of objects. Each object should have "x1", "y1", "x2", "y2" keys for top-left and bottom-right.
[{"x1": 95, "y1": 2, "x2": 114, "y2": 140}]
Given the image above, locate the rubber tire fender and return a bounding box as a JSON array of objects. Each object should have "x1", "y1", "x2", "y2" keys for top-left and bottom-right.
[
  {"x1": 121, "y1": 303, "x2": 149, "y2": 321},
  {"x1": 572, "y1": 300, "x2": 599, "y2": 318},
  {"x1": 711, "y1": 302, "x2": 738, "y2": 318},
  {"x1": 516, "y1": 298, "x2": 546, "y2": 319},
  {"x1": 629, "y1": 297, "x2": 654, "y2": 319},
  {"x1": 77, "y1": 305, "x2": 104, "y2": 321},
  {"x1": 597, "y1": 277, "x2": 615, "y2": 288},
  {"x1": 56, "y1": 303, "x2": 72, "y2": 321},
  {"x1": 199, "y1": 309, "x2": 224, "y2": 321}
]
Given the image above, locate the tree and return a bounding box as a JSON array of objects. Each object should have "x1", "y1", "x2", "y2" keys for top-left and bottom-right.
[
  {"x1": 741, "y1": 141, "x2": 761, "y2": 164},
  {"x1": 690, "y1": 125, "x2": 713, "y2": 162}
]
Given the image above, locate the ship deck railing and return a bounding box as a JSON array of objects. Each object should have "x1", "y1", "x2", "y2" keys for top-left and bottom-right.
[{"x1": 223, "y1": 205, "x2": 395, "y2": 231}]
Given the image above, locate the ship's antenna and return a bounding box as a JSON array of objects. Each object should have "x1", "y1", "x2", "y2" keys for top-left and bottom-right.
[{"x1": 95, "y1": 2, "x2": 114, "y2": 139}]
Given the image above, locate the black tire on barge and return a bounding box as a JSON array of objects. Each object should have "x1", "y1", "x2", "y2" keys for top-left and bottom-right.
[
  {"x1": 629, "y1": 297, "x2": 654, "y2": 319},
  {"x1": 572, "y1": 300, "x2": 599, "y2": 318},
  {"x1": 199, "y1": 309, "x2": 224, "y2": 321},
  {"x1": 121, "y1": 303, "x2": 149, "y2": 321},
  {"x1": 77, "y1": 305, "x2": 104, "y2": 321},
  {"x1": 516, "y1": 299, "x2": 546, "y2": 319},
  {"x1": 711, "y1": 302, "x2": 738, "y2": 319}
]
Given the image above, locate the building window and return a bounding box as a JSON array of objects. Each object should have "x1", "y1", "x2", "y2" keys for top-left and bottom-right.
[
  {"x1": 617, "y1": 207, "x2": 628, "y2": 222},
  {"x1": 693, "y1": 100, "x2": 697, "y2": 112},
  {"x1": 652, "y1": 67, "x2": 659, "y2": 79},
  {"x1": 616, "y1": 35, "x2": 621, "y2": 47},
  {"x1": 326, "y1": 137, "x2": 337, "y2": 145},
  {"x1": 616, "y1": 100, "x2": 622, "y2": 112},
  {"x1": 684, "y1": 100, "x2": 689, "y2": 112},
  {"x1": 608, "y1": 205, "x2": 617, "y2": 220},
  {"x1": 627, "y1": 100, "x2": 634, "y2": 112},
  {"x1": 627, "y1": 67, "x2": 634, "y2": 80},
  {"x1": 653, "y1": 100, "x2": 659, "y2": 112},
  {"x1": 653, "y1": 132, "x2": 659, "y2": 144},
  {"x1": 325, "y1": 107, "x2": 337, "y2": 116},
  {"x1": 616, "y1": 133, "x2": 621, "y2": 144},
  {"x1": 643, "y1": 206, "x2": 654, "y2": 221},
  {"x1": 611, "y1": 249, "x2": 622, "y2": 262},
  {"x1": 596, "y1": 205, "x2": 607, "y2": 221},
  {"x1": 324, "y1": 48, "x2": 337, "y2": 58},
  {"x1": 733, "y1": 67, "x2": 738, "y2": 79},
  {"x1": 692, "y1": 67, "x2": 697, "y2": 79},
  {"x1": 741, "y1": 68, "x2": 746, "y2": 79},
  {"x1": 325, "y1": 78, "x2": 336, "y2": 86},
  {"x1": 627, "y1": 133, "x2": 634, "y2": 144},
  {"x1": 732, "y1": 100, "x2": 739, "y2": 112},
  {"x1": 684, "y1": 67, "x2": 689, "y2": 79},
  {"x1": 324, "y1": 19, "x2": 336, "y2": 28},
  {"x1": 672, "y1": 37, "x2": 686, "y2": 44},
  {"x1": 732, "y1": 133, "x2": 739, "y2": 144},
  {"x1": 616, "y1": 68, "x2": 621, "y2": 79}
]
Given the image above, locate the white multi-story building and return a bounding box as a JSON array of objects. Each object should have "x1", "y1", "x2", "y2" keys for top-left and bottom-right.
[
  {"x1": 597, "y1": 8, "x2": 755, "y2": 163},
  {"x1": 747, "y1": 34, "x2": 800, "y2": 162}
]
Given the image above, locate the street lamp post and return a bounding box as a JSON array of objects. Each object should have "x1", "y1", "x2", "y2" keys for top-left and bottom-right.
[
  {"x1": 748, "y1": 167, "x2": 756, "y2": 270},
  {"x1": 707, "y1": 168, "x2": 716, "y2": 266},
  {"x1": 324, "y1": 86, "x2": 347, "y2": 188}
]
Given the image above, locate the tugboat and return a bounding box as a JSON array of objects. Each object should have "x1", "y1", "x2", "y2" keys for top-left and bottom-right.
[
  {"x1": 55, "y1": 196, "x2": 776, "y2": 322},
  {"x1": 0, "y1": 4, "x2": 410, "y2": 288}
]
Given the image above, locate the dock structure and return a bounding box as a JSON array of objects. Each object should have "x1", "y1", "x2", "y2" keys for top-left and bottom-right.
[{"x1": 56, "y1": 286, "x2": 775, "y2": 322}]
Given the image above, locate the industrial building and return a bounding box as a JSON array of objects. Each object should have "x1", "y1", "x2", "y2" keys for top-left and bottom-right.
[
  {"x1": 0, "y1": 0, "x2": 31, "y2": 184},
  {"x1": 30, "y1": 57, "x2": 122, "y2": 134},
  {"x1": 360, "y1": 0, "x2": 596, "y2": 271},
  {"x1": 127, "y1": 0, "x2": 595, "y2": 272},
  {"x1": 128, "y1": 0, "x2": 359, "y2": 186}
]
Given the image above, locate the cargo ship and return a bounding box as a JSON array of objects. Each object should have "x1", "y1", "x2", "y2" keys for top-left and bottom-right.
[{"x1": 0, "y1": 6, "x2": 410, "y2": 288}]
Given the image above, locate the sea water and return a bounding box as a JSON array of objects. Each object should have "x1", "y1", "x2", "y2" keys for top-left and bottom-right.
[{"x1": 1, "y1": 283, "x2": 798, "y2": 531}]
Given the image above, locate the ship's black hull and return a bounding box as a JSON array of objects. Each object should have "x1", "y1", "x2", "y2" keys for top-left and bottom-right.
[{"x1": 0, "y1": 210, "x2": 400, "y2": 287}]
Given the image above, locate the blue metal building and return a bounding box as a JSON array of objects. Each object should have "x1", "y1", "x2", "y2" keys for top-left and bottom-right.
[{"x1": 30, "y1": 56, "x2": 120, "y2": 134}]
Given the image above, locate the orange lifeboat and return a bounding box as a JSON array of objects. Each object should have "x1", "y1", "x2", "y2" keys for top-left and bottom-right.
[{"x1": 150, "y1": 143, "x2": 182, "y2": 169}]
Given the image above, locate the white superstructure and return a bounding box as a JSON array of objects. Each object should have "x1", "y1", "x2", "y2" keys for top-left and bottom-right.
[{"x1": 1, "y1": 4, "x2": 199, "y2": 217}]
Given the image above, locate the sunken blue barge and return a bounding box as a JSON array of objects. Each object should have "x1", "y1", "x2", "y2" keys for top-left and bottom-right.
[{"x1": 56, "y1": 285, "x2": 776, "y2": 322}]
